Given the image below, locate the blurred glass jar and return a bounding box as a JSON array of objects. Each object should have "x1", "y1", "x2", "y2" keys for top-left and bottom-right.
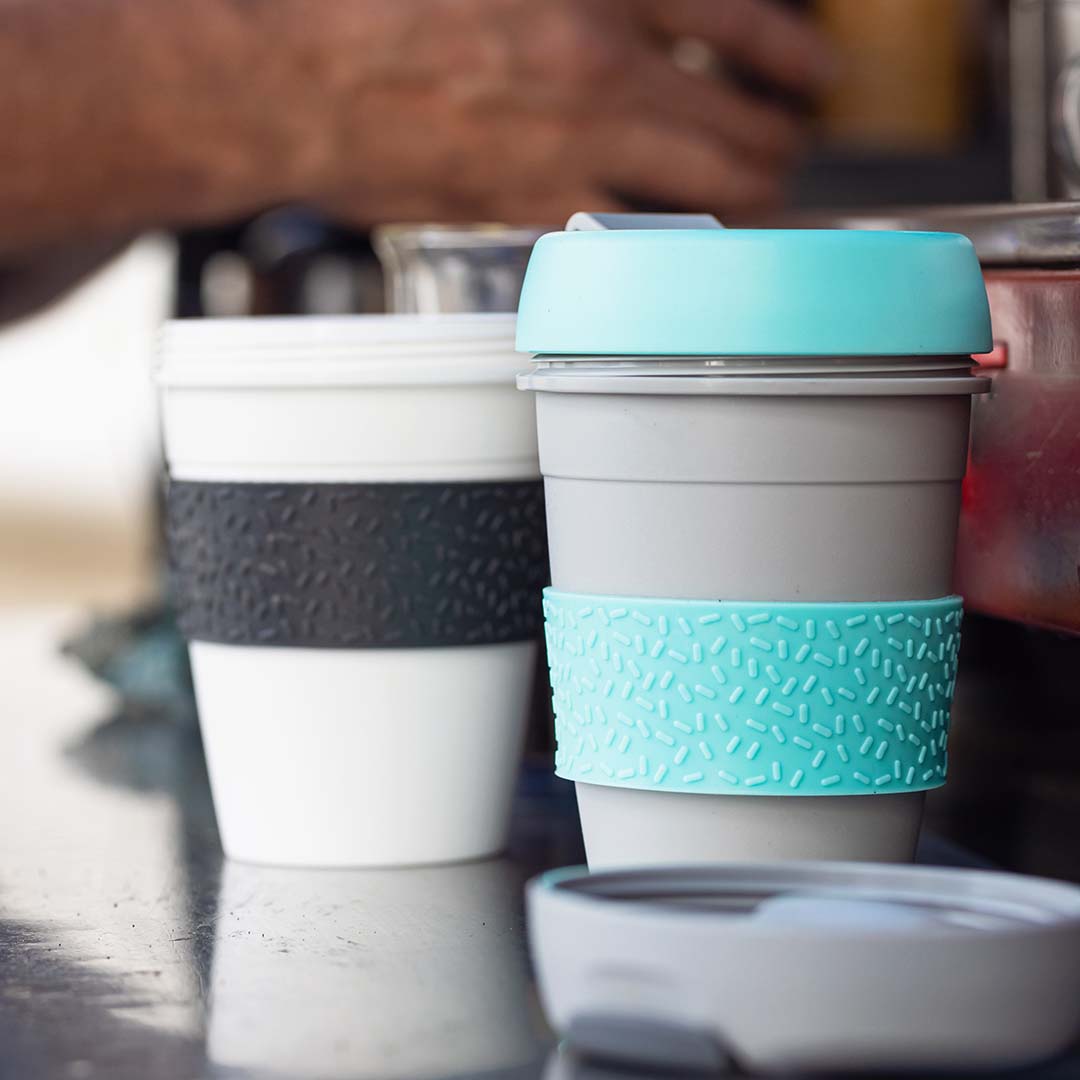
[{"x1": 374, "y1": 224, "x2": 547, "y2": 314}]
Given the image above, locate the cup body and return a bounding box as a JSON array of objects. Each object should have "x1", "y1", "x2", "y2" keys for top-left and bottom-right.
[
  {"x1": 188, "y1": 640, "x2": 534, "y2": 866},
  {"x1": 524, "y1": 364, "x2": 985, "y2": 868},
  {"x1": 536, "y1": 375, "x2": 973, "y2": 600},
  {"x1": 159, "y1": 315, "x2": 544, "y2": 867},
  {"x1": 575, "y1": 784, "x2": 925, "y2": 868}
]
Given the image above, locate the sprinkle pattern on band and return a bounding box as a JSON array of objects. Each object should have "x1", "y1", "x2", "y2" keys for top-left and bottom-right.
[
  {"x1": 543, "y1": 590, "x2": 962, "y2": 796},
  {"x1": 168, "y1": 480, "x2": 548, "y2": 648}
]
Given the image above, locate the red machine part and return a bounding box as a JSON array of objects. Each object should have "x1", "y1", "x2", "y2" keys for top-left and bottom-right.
[{"x1": 957, "y1": 269, "x2": 1080, "y2": 634}]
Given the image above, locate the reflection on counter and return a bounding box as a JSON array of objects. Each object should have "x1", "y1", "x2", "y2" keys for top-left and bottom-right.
[
  {"x1": 207, "y1": 859, "x2": 546, "y2": 1080},
  {"x1": 0, "y1": 610, "x2": 560, "y2": 1080}
]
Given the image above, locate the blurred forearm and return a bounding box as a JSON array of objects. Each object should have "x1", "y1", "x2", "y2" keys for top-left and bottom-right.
[
  {"x1": 0, "y1": 0, "x2": 318, "y2": 256},
  {"x1": 1, "y1": 0, "x2": 834, "y2": 257}
]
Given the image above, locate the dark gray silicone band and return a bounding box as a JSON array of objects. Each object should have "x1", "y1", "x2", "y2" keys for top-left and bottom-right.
[{"x1": 166, "y1": 480, "x2": 548, "y2": 649}]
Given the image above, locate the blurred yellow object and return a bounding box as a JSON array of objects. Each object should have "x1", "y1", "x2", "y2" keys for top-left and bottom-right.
[{"x1": 816, "y1": 0, "x2": 971, "y2": 152}]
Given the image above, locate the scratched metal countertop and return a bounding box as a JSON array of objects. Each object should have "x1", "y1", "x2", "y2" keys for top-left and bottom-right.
[{"x1": 2, "y1": 608, "x2": 1078, "y2": 1080}]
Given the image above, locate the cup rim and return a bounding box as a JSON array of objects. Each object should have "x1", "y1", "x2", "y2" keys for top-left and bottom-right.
[
  {"x1": 517, "y1": 371, "x2": 992, "y2": 397},
  {"x1": 530, "y1": 355, "x2": 980, "y2": 377},
  {"x1": 157, "y1": 313, "x2": 525, "y2": 389}
]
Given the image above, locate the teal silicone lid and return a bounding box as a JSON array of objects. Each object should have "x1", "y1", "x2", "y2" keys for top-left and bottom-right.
[{"x1": 515, "y1": 229, "x2": 992, "y2": 357}]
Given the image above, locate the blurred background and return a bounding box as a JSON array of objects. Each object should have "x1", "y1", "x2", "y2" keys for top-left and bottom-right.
[
  {"x1": 3, "y1": 0, "x2": 1078, "y2": 880},
  {"x1": 1, "y1": 0, "x2": 1015, "y2": 607}
]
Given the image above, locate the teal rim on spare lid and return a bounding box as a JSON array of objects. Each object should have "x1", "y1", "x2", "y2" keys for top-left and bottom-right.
[{"x1": 514, "y1": 229, "x2": 993, "y2": 357}]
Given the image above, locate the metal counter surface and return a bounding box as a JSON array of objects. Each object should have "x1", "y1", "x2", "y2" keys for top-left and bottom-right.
[{"x1": 1, "y1": 608, "x2": 1077, "y2": 1080}]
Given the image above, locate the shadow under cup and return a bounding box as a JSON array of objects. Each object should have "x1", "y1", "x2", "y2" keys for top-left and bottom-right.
[{"x1": 157, "y1": 315, "x2": 546, "y2": 867}]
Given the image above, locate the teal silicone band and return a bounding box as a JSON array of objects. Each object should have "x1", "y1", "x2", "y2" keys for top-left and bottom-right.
[{"x1": 544, "y1": 590, "x2": 963, "y2": 796}]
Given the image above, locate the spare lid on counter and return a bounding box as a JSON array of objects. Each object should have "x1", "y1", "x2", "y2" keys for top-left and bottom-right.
[{"x1": 527, "y1": 861, "x2": 1080, "y2": 1075}]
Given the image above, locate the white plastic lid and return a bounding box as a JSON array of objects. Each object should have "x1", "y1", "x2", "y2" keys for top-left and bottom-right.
[
  {"x1": 157, "y1": 313, "x2": 523, "y2": 388},
  {"x1": 528, "y1": 862, "x2": 1080, "y2": 1074}
]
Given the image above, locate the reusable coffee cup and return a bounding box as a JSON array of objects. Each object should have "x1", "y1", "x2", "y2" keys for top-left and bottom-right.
[
  {"x1": 516, "y1": 223, "x2": 992, "y2": 868},
  {"x1": 208, "y1": 859, "x2": 543, "y2": 1078},
  {"x1": 157, "y1": 314, "x2": 546, "y2": 867}
]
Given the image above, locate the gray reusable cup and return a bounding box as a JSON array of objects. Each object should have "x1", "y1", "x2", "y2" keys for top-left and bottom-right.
[{"x1": 516, "y1": 220, "x2": 992, "y2": 867}]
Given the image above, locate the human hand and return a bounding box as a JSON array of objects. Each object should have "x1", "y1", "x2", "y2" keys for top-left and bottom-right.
[{"x1": 280, "y1": 0, "x2": 835, "y2": 224}]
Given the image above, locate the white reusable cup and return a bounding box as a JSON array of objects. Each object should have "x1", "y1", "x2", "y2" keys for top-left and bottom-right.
[
  {"x1": 158, "y1": 315, "x2": 545, "y2": 867},
  {"x1": 516, "y1": 225, "x2": 993, "y2": 868}
]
